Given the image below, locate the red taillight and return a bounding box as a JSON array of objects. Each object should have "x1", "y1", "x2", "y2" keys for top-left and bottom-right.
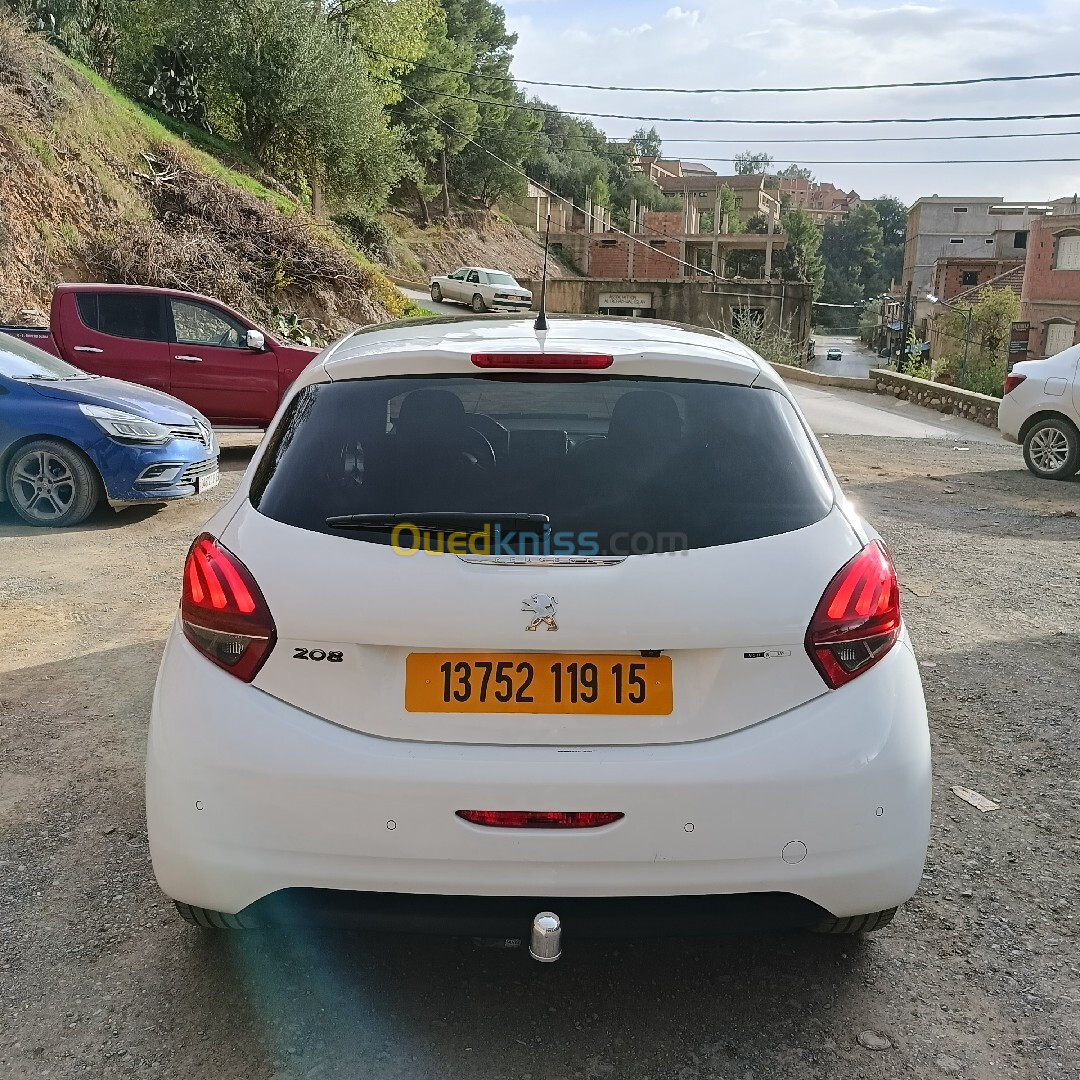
[
  {"x1": 1003, "y1": 372, "x2": 1027, "y2": 395},
  {"x1": 471, "y1": 353, "x2": 613, "y2": 369},
  {"x1": 181, "y1": 534, "x2": 276, "y2": 682},
  {"x1": 456, "y1": 810, "x2": 624, "y2": 829},
  {"x1": 805, "y1": 541, "x2": 901, "y2": 690}
]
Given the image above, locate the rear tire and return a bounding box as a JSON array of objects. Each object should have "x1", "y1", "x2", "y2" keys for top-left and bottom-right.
[
  {"x1": 430, "y1": 283, "x2": 442, "y2": 303},
  {"x1": 471, "y1": 293, "x2": 487, "y2": 313},
  {"x1": 1022, "y1": 417, "x2": 1080, "y2": 480},
  {"x1": 4, "y1": 438, "x2": 101, "y2": 527},
  {"x1": 175, "y1": 901, "x2": 250, "y2": 929},
  {"x1": 812, "y1": 907, "x2": 896, "y2": 934}
]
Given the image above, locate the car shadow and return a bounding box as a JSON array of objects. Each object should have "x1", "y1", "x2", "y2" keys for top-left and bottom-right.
[
  {"x1": 0, "y1": 499, "x2": 168, "y2": 536},
  {"x1": 173, "y1": 924, "x2": 871, "y2": 1078}
]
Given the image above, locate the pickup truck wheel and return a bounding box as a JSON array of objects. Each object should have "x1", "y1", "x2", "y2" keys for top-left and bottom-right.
[
  {"x1": 430, "y1": 283, "x2": 443, "y2": 303},
  {"x1": 471, "y1": 293, "x2": 488, "y2": 313},
  {"x1": 5, "y1": 439, "x2": 101, "y2": 528}
]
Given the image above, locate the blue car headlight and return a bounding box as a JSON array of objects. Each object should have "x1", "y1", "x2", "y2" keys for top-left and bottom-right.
[{"x1": 79, "y1": 403, "x2": 171, "y2": 445}]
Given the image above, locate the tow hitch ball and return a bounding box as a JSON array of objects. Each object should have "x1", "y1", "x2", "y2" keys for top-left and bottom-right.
[{"x1": 529, "y1": 911, "x2": 562, "y2": 963}]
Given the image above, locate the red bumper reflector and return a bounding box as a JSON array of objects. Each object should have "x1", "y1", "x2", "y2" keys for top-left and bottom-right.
[
  {"x1": 471, "y1": 353, "x2": 613, "y2": 369},
  {"x1": 456, "y1": 810, "x2": 624, "y2": 829}
]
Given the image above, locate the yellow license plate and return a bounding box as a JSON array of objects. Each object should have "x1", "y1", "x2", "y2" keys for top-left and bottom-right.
[{"x1": 405, "y1": 653, "x2": 673, "y2": 714}]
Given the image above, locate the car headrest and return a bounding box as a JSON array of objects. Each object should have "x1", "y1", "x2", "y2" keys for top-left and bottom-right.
[
  {"x1": 395, "y1": 388, "x2": 467, "y2": 442},
  {"x1": 608, "y1": 391, "x2": 682, "y2": 456}
]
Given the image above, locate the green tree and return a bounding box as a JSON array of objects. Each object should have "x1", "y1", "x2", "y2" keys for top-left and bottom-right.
[
  {"x1": 866, "y1": 195, "x2": 906, "y2": 293},
  {"x1": 389, "y1": 14, "x2": 478, "y2": 221},
  {"x1": 734, "y1": 150, "x2": 773, "y2": 175},
  {"x1": 449, "y1": 93, "x2": 541, "y2": 206},
  {"x1": 629, "y1": 125, "x2": 662, "y2": 158},
  {"x1": 334, "y1": 0, "x2": 438, "y2": 100},
  {"x1": 934, "y1": 287, "x2": 1019, "y2": 395},
  {"x1": 775, "y1": 206, "x2": 824, "y2": 296},
  {"x1": 523, "y1": 101, "x2": 610, "y2": 205},
  {"x1": 777, "y1": 163, "x2": 815, "y2": 182},
  {"x1": 177, "y1": 0, "x2": 401, "y2": 204},
  {"x1": 819, "y1": 202, "x2": 883, "y2": 322}
]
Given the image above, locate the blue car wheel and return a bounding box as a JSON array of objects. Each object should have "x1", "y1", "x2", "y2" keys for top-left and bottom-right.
[{"x1": 5, "y1": 438, "x2": 101, "y2": 527}]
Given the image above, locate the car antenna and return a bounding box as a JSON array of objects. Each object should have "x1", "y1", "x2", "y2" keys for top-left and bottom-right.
[{"x1": 534, "y1": 213, "x2": 552, "y2": 332}]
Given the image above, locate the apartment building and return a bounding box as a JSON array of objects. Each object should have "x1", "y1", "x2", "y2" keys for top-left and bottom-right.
[{"x1": 903, "y1": 197, "x2": 1051, "y2": 295}]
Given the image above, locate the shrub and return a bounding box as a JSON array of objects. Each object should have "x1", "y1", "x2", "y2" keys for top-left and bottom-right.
[{"x1": 334, "y1": 209, "x2": 394, "y2": 265}]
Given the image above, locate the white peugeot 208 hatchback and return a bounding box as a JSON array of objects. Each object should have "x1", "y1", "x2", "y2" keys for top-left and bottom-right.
[{"x1": 147, "y1": 315, "x2": 931, "y2": 948}]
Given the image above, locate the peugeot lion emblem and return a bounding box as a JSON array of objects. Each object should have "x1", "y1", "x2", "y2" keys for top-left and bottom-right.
[{"x1": 522, "y1": 594, "x2": 558, "y2": 632}]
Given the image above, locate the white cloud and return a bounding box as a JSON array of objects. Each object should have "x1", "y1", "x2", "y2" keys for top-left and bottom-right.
[{"x1": 665, "y1": 5, "x2": 701, "y2": 22}]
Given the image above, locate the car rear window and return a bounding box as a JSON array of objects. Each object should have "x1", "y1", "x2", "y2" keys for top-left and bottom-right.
[
  {"x1": 76, "y1": 293, "x2": 165, "y2": 341},
  {"x1": 250, "y1": 375, "x2": 833, "y2": 555}
]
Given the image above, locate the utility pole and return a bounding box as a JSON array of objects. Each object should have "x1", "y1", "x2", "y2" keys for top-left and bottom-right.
[{"x1": 897, "y1": 279, "x2": 913, "y2": 373}]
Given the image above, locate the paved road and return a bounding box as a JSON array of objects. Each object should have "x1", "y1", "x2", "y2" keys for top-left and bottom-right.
[
  {"x1": 789, "y1": 383, "x2": 1000, "y2": 442},
  {"x1": 809, "y1": 333, "x2": 877, "y2": 380},
  {"x1": 402, "y1": 286, "x2": 473, "y2": 318},
  {"x1": 396, "y1": 298, "x2": 1000, "y2": 442}
]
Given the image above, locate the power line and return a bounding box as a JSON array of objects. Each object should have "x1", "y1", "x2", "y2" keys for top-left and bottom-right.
[
  {"x1": 608, "y1": 154, "x2": 1080, "y2": 165},
  {"x1": 542, "y1": 129, "x2": 1080, "y2": 146},
  {"x1": 366, "y1": 49, "x2": 1080, "y2": 96},
  {"x1": 394, "y1": 81, "x2": 1080, "y2": 126}
]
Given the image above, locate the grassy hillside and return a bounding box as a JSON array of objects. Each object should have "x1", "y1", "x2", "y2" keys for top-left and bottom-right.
[{"x1": 0, "y1": 17, "x2": 407, "y2": 336}]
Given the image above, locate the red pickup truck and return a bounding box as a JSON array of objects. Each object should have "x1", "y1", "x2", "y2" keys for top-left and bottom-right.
[{"x1": 1, "y1": 284, "x2": 319, "y2": 427}]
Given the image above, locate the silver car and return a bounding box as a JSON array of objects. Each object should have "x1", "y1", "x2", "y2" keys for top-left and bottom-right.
[{"x1": 429, "y1": 267, "x2": 533, "y2": 313}]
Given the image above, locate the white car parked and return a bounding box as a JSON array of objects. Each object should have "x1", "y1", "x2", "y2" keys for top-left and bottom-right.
[
  {"x1": 147, "y1": 316, "x2": 931, "y2": 949},
  {"x1": 429, "y1": 267, "x2": 532, "y2": 312},
  {"x1": 998, "y1": 344, "x2": 1080, "y2": 480}
]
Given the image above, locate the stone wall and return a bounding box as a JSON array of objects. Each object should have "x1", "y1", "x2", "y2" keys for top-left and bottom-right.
[{"x1": 871, "y1": 368, "x2": 1000, "y2": 427}]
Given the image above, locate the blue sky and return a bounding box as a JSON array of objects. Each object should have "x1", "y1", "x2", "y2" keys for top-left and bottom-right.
[{"x1": 502, "y1": 0, "x2": 1080, "y2": 204}]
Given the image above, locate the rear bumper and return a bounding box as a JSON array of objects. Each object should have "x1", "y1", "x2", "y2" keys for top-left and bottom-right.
[
  {"x1": 194, "y1": 889, "x2": 828, "y2": 935},
  {"x1": 147, "y1": 629, "x2": 931, "y2": 918},
  {"x1": 996, "y1": 394, "x2": 1023, "y2": 442}
]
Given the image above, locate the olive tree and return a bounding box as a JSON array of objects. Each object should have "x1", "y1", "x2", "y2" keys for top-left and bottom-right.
[{"x1": 179, "y1": 0, "x2": 402, "y2": 205}]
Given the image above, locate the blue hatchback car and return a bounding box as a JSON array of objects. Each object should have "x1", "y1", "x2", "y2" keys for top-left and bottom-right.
[{"x1": 0, "y1": 332, "x2": 218, "y2": 527}]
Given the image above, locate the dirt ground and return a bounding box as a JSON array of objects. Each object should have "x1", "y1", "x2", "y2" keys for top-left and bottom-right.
[{"x1": 1, "y1": 435, "x2": 1078, "y2": 1080}]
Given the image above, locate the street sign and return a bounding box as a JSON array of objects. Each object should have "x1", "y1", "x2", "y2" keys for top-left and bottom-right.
[{"x1": 598, "y1": 292, "x2": 653, "y2": 309}]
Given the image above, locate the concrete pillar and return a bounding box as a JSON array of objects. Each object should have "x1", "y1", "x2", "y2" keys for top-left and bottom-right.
[
  {"x1": 628, "y1": 234, "x2": 635, "y2": 280},
  {"x1": 585, "y1": 197, "x2": 593, "y2": 233},
  {"x1": 629, "y1": 198, "x2": 638, "y2": 234},
  {"x1": 764, "y1": 210, "x2": 776, "y2": 279}
]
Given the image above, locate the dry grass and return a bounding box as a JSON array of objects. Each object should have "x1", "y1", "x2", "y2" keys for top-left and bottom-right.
[
  {"x1": 83, "y1": 148, "x2": 391, "y2": 330},
  {"x1": 0, "y1": 18, "x2": 401, "y2": 332}
]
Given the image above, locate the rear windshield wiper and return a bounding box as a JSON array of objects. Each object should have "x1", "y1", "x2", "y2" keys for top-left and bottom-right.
[{"x1": 326, "y1": 511, "x2": 550, "y2": 532}]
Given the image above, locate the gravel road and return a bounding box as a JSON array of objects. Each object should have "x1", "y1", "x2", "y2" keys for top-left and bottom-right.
[{"x1": 1, "y1": 435, "x2": 1077, "y2": 1080}]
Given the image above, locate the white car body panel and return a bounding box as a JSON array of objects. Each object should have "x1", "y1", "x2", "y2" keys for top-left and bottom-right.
[
  {"x1": 228, "y1": 503, "x2": 857, "y2": 745},
  {"x1": 148, "y1": 315, "x2": 931, "y2": 925},
  {"x1": 148, "y1": 625, "x2": 930, "y2": 916},
  {"x1": 998, "y1": 345, "x2": 1080, "y2": 442}
]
